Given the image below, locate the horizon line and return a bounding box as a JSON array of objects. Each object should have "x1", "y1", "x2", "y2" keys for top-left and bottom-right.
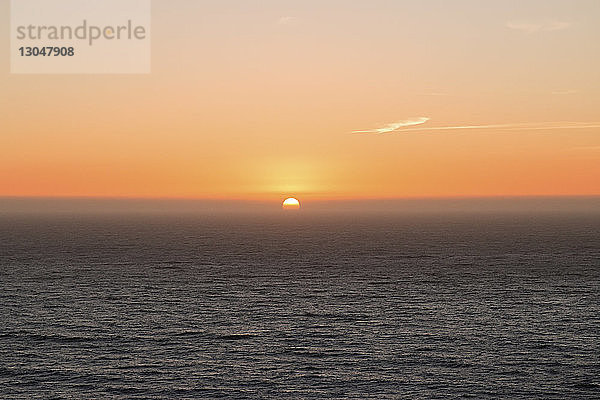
[{"x1": 1, "y1": 194, "x2": 599, "y2": 202}]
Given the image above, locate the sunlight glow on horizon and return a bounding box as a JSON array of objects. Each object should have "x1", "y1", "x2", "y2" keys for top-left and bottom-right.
[{"x1": 282, "y1": 197, "x2": 301, "y2": 210}]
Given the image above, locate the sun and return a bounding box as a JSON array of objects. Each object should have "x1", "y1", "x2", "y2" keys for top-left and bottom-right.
[{"x1": 282, "y1": 197, "x2": 301, "y2": 210}]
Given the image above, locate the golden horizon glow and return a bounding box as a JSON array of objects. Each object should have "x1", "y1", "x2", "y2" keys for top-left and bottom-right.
[{"x1": 1, "y1": 1, "x2": 599, "y2": 200}]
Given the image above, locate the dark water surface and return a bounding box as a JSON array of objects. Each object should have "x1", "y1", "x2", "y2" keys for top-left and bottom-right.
[{"x1": 1, "y1": 213, "x2": 599, "y2": 399}]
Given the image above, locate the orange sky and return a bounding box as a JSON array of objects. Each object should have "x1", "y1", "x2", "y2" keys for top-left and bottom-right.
[{"x1": 1, "y1": 0, "x2": 599, "y2": 201}]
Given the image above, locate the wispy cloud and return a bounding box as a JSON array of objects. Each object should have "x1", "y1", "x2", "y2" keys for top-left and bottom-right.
[
  {"x1": 352, "y1": 118, "x2": 430, "y2": 134},
  {"x1": 552, "y1": 90, "x2": 579, "y2": 95},
  {"x1": 569, "y1": 146, "x2": 600, "y2": 151},
  {"x1": 416, "y1": 92, "x2": 448, "y2": 97},
  {"x1": 353, "y1": 120, "x2": 600, "y2": 134},
  {"x1": 277, "y1": 16, "x2": 296, "y2": 25},
  {"x1": 506, "y1": 19, "x2": 571, "y2": 33},
  {"x1": 400, "y1": 122, "x2": 600, "y2": 133}
]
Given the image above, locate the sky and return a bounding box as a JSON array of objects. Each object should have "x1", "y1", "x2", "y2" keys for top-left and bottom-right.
[{"x1": 1, "y1": 0, "x2": 599, "y2": 201}]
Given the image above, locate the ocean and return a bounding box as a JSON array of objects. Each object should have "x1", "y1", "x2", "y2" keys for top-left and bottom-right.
[{"x1": 1, "y1": 212, "x2": 599, "y2": 399}]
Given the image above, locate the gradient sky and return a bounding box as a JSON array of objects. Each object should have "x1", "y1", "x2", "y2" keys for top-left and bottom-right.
[{"x1": 1, "y1": 0, "x2": 599, "y2": 200}]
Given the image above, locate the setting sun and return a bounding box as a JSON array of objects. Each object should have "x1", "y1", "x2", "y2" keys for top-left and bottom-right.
[{"x1": 282, "y1": 197, "x2": 301, "y2": 210}]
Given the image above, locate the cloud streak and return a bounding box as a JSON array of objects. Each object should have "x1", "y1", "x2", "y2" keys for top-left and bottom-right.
[
  {"x1": 277, "y1": 16, "x2": 296, "y2": 25},
  {"x1": 352, "y1": 118, "x2": 430, "y2": 134},
  {"x1": 552, "y1": 90, "x2": 579, "y2": 95},
  {"x1": 416, "y1": 92, "x2": 448, "y2": 97},
  {"x1": 353, "y1": 120, "x2": 600, "y2": 134},
  {"x1": 506, "y1": 19, "x2": 571, "y2": 33}
]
